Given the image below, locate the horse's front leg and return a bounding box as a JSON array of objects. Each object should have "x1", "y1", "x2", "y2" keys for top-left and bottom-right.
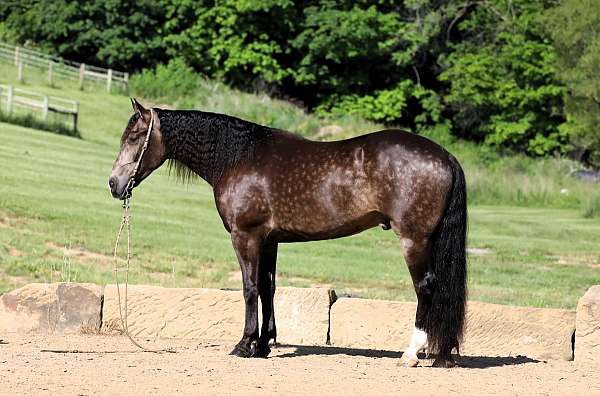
[
  {"x1": 229, "y1": 231, "x2": 262, "y2": 358},
  {"x1": 256, "y1": 242, "x2": 278, "y2": 357}
]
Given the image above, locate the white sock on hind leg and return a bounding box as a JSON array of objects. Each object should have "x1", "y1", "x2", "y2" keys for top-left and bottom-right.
[{"x1": 404, "y1": 327, "x2": 428, "y2": 359}]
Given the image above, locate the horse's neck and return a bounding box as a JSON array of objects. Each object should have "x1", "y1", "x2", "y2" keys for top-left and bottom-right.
[{"x1": 159, "y1": 110, "x2": 263, "y2": 186}]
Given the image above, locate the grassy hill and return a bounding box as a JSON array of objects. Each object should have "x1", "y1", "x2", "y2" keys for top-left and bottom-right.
[{"x1": 1, "y1": 63, "x2": 599, "y2": 308}]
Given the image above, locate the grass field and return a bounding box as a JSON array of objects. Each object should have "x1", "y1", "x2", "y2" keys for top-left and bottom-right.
[{"x1": 1, "y1": 63, "x2": 599, "y2": 308}]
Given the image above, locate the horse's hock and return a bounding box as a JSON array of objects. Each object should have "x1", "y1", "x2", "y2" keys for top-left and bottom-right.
[
  {"x1": 575, "y1": 285, "x2": 600, "y2": 364},
  {"x1": 2, "y1": 282, "x2": 599, "y2": 364}
]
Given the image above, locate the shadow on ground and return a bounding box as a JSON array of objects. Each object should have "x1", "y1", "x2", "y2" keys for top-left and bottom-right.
[{"x1": 275, "y1": 344, "x2": 540, "y2": 368}]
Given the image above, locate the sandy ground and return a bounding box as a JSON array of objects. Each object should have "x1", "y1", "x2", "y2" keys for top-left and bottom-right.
[{"x1": 1, "y1": 334, "x2": 598, "y2": 395}]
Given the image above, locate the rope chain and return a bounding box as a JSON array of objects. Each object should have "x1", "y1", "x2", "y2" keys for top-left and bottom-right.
[{"x1": 111, "y1": 109, "x2": 174, "y2": 354}]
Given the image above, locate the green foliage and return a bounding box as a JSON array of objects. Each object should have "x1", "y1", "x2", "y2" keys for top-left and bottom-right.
[
  {"x1": 0, "y1": 0, "x2": 166, "y2": 69},
  {"x1": 130, "y1": 58, "x2": 199, "y2": 102},
  {"x1": 161, "y1": 0, "x2": 296, "y2": 86},
  {"x1": 545, "y1": 0, "x2": 600, "y2": 167},
  {"x1": 440, "y1": 2, "x2": 566, "y2": 156},
  {"x1": 5, "y1": 0, "x2": 600, "y2": 162},
  {"x1": 317, "y1": 80, "x2": 443, "y2": 129},
  {"x1": 0, "y1": 21, "x2": 16, "y2": 43},
  {"x1": 290, "y1": 4, "x2": 403, "y2": 94}
]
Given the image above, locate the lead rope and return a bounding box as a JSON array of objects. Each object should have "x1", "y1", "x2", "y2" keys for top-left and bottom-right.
[{"x1": 112, "y1": 109, "x2": 174, "y2": 353}]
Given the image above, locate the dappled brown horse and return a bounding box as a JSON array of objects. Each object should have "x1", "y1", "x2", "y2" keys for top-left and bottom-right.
[{"x1": 109, "y1": 99, "x2": 467, "y2": 368}]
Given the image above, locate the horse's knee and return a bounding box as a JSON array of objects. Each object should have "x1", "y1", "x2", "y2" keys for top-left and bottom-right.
[{"x1": 243, "y1": 285, "x2": 258, "y2": 303}]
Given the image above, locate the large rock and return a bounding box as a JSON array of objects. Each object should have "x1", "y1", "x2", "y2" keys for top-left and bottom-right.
[
  {"x1": 330, "y1": 298, "x2": 575, "y2": 361},
  {"x1": 575, "y1": 285, "x2": 600, "y2": 364},
  {"x1": 330, "y1": 298, "x2": 416, "y2": 349},
  {"x1": 0, "y1": 283, "x2": 103, "y2": 334},
  {"x1": 102, "y1": 285, "x2": 334, "y2": 345},
  {"x1": 464, "y1": 301, "x2": 574, "y2": 361}
]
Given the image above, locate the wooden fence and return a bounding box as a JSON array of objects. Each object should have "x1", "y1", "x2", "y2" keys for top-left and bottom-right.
[
  {"x1": 0, "y1": 84, "x2": 79, "y2": 132},
  {"x1": 0, "y1": 42, "x2": 129, "y2": 92}
]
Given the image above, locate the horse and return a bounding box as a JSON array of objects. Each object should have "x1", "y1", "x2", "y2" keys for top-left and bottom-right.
[{"x1": 109, "y1": 98, "x2": 467, "y2": 368}]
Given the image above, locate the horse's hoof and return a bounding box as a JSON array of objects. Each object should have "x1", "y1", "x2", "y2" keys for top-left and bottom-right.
[
  {"x1": 252, "y1": 343, "x2": 271, "y2": 358},
  {"x1": 432, "y1": 357, "x2": 455, "y2": 368},
  {"x1": 399, "y1": 353, "x2": 419, "y2": 368},
  {"x1": 229, "y1": 344, "x2": 252, "y2": 358}
]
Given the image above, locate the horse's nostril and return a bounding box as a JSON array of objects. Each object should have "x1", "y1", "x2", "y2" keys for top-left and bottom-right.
[{"x1": 109, "y1": 177, "x2": 116, "y2": 191}]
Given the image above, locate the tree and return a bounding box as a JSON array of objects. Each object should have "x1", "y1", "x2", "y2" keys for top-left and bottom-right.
[
  {"x1": 0, "y1": 0, "x2": 166, "y2": 70},
  {"x1": 440, "y1": 0, "x2": 566, "y2": 156},
  {"x1": 545, "y1": 0, "x2": 600, "y2": 166}
]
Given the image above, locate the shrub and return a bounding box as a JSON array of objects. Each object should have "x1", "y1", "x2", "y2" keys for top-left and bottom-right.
[{"x1": 130, "y1": 58, "x2": 199, "y2": 102}]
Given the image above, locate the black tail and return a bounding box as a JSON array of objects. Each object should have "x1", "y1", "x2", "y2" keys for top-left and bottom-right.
[{"x1": 425, "y1": 154, "x2": 468, "y2": 357}]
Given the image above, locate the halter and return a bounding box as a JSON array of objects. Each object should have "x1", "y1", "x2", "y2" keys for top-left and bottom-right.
[{"x1": 123, "y1": 108, "x2": 155, "y2": 202}]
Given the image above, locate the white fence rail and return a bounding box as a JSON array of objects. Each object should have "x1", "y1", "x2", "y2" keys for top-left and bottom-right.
[
  {"x1": 0, "y1": 42, "x2": 129, "y2": 92},
  {"x1": 0, "y1": 84, "x2": 79, "y2": 132}
]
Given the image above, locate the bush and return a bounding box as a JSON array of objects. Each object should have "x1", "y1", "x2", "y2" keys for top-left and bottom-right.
[
  {"x1": 130, "y1": 58, "x2": 200, "y2": 102},
  {"x1": 316, "y1": 80, "x2": 443, "y2": 127}
]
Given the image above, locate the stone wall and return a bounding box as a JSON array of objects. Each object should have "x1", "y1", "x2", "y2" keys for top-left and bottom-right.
[
  {"x1": 330, "y1": 298, "x2": 575, "y2": 361},
  {"x1": 575, "y1": 285, "x2": 600, "y2": 365},
  {"x1": 101, "y1": 285, "x2": 334, "y2": 345},
  {"x1": 0, "y1": 283, "x2": 103, "y2": 334},
  {"x1": 1, "y1": 282, "x2": 596, "y2": 363}
]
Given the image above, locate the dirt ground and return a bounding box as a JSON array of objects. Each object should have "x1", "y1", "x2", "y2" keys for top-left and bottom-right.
[{"x1": 1, "y1": 334, "x2": 598, "y2": 395}]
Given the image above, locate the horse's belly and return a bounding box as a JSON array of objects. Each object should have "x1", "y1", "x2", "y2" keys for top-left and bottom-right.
[{"x1": 271, "y1": 210, "x2": 384, "y2": 242}]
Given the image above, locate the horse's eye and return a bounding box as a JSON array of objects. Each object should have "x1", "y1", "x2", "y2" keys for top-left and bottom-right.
[{"x1": 128, "y1": 134, "x2": 140, "y2": 143}]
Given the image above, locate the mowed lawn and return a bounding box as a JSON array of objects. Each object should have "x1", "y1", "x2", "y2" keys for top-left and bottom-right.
[{"x1": 1, "y1": 121, "x2": 600, "y2": 308}]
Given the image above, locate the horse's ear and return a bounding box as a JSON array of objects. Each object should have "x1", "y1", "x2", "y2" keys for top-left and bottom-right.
[{"x1": 131, "y1": 97, "x2": 146, "y2": 115}]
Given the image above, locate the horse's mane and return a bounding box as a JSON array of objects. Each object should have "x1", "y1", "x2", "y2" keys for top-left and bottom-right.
[
  {"x1": 167, "y1": 158, "x2": 197, "y2": 184},
  {"x1": 156, "y1": 109, "x2": 272, "y2": 184}
]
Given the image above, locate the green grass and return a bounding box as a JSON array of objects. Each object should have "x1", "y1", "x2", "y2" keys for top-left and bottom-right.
[
  {"x1": 0, "y1": 110, "x2": 79, "y2": 137},
  {"x1": 0, "y1": 63, "x2": 599, "y2": 308}
]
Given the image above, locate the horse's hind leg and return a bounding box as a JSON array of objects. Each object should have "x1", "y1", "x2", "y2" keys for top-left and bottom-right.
[
  {"x1": 256, "y1": 242, "x2": 278, "y2": 357},
  {"x1": 396, "y1": 233, "x2": 434, "y2": 368}
]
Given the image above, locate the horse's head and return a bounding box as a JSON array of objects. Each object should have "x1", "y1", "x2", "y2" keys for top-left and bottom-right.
[{"x1": 108, "y1": 98, "x2": 166, "y2": 199}]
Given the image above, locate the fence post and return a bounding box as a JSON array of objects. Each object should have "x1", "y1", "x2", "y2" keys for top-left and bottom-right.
[
  {"x1": 79, "y1": 63, "x2": 85, "y2": 89},
  {"x1": 48, "y1": 61, "x2": 53, "y2": 86},
  {"x1": 107, "y1": 68, "x2": 113, "y2": 93},
  {"x1": 14, "y1": 46, "x2": 20, "y2": 66},
  {"x1": 17, "y1": 61, "x2": 24, "y2": 82},
  {"x1": 7, "y1": 85, "x2": 13, "y2": 114},
  {"x1": 124, "y1": 72, "x2": 129, "y2": 92},
  {"x1": 42, "y1": 96, "x2": 49, "y2": 122},
  {"x1": 73, "y1": 101, "x2": 79, "y2": 133}
]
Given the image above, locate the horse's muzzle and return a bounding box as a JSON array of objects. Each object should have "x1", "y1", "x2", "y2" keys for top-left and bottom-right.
[{"x1": 108, "y1": 176, "x2": 129, "y2": 200}]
